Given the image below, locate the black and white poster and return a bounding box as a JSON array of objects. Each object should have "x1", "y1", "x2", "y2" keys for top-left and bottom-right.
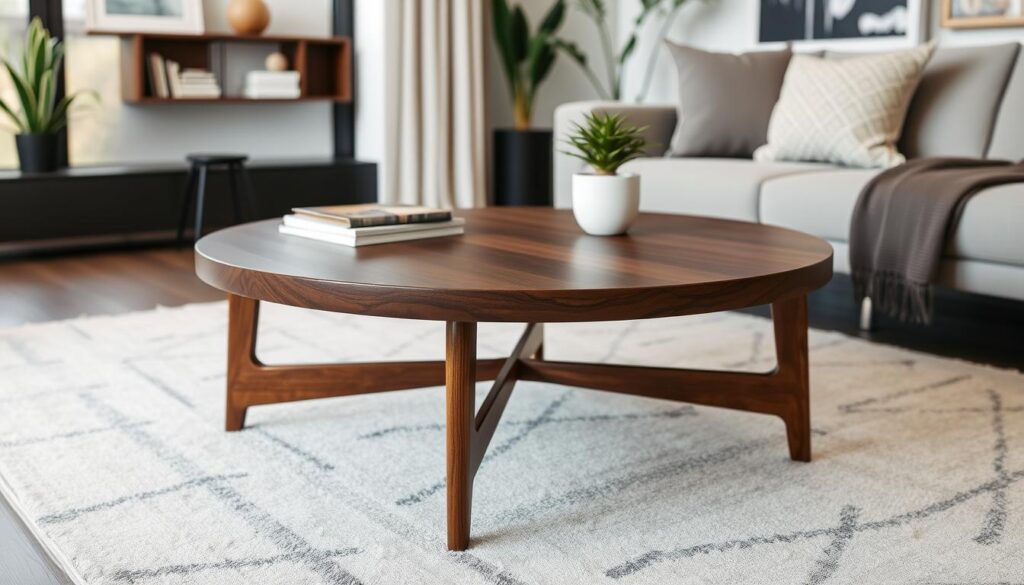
[{"x1": 759, "y1": 0, "x2": 924, "y2": 47}]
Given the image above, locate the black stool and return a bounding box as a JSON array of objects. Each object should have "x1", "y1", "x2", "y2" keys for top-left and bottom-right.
[{"x1": 177, "y1": 153, "x2": 258, "y2": 245}]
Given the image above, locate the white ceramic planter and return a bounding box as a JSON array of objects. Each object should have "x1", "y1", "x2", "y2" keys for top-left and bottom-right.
[{"x1": 571, "y1": 173, "x2": 640, "y2": 236}]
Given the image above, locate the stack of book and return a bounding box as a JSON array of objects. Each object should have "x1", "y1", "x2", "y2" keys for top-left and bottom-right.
[
  {"x1": 244, "y1": 70, "x2": 301, "y2": 99},
  {"x1": 147, "y1": 53, "x2": 222, "y2": 99},
  {"x1": 279, "y1": 205, "x2": 464, "y2": 247}
]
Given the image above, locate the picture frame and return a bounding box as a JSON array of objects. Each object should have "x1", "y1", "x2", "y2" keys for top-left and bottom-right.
[
  {"x1": 86, "y1": 0, "x2": 205, "y2": 35},
  {"x1": 757, "y1": 0, "x2": 927, "y2": 51},
  {"x1": 941, "y1": 0, "x2": 1024, "y2": 29}
]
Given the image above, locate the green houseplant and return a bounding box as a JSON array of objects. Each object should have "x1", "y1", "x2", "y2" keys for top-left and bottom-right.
[
  {"x1": 557, "y1": 0, "x2": 708, "y2": 101},
  {"x1": 563, "y1": 112, "x2": 648, "y2": 235},
  {"x1": 491, "y1": 0, "x2": 567, "y2": 206},
  {"x1": 1, "y1": 18, "x2": 93, "y2": 172},
  {"x1": 492, "y1": 0, "x2": 565, "y2": 129}
]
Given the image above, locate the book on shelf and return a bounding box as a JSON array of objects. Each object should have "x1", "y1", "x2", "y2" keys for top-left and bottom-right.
[
  {"x1": 279, "y1": 219, "x2": 464, "y2": 247},
  {"x1": 292, "y1": 204, "x2": 452, "y2": 228},
  {"x1": 243, "y1": 88, "x2": 301, "y2": 99},
  {"x1": 244, "y1": 70, "x2": 301, "y2": 99},
  {"x1": 147, "y1": 53, "x2": 169, "y2": 97},
  {"x1": 246, "y1": 70, "x2": 300, "y2": 84},
  {"x1": 165, "y1": 60, "x2": 222, "y2": 99}
]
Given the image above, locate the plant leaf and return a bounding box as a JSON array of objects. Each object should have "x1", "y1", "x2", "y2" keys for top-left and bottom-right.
[
  {"x1": 510, "y1": 6, "x2": 529, "y2": 62},
  {"x1": 527, "y1": 37, "x2": 556, "y2": 92},
  {"x1": 618, "y1": 34, "x2": 637, "y2": 66},
  {"x1": 0, "y1": 98, "x2": 26, "y2": 133},
  {"x1": 5, "y1": 63, "x2": 39, "y2": 132},
  {"x1": 491, "y1": 0, "x2": 517, "y2": 83},
  {"x1": 539, "y1": 0, "x2": 566, "y2": 35}
]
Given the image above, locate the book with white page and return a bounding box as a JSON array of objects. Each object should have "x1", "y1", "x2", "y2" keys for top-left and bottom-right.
[
  {"x1": 279, "y1": 223, "x2": 464, "y2": 247},
  {"x1": 282, "y1": 214, "x2": 464, "y2": 235}
]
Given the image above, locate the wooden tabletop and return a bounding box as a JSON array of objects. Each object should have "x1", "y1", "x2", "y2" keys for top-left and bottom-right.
[{"x1": 195, "y1": 208, "x2": 833, "y2": 322}]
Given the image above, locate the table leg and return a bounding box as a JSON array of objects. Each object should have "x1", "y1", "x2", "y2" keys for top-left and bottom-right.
[
  {"x1": 445, "y1": 321, "x2": 476, "y2": 551},
  {"x1": 226, "y1": 294, "x2": 259, "y2": 431},
  {"x1": 771, "y1": 294, "x2": 811, "y2": 462}
]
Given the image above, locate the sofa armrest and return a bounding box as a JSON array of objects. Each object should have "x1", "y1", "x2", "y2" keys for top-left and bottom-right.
[{"x1": 553, "y1": 101, "x2": 677, "y2": 208}]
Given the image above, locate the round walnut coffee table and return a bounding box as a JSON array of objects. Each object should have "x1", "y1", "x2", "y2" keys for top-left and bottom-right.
[{"x1": 195, "y1": 207, "x2": 833, "y2": 551}]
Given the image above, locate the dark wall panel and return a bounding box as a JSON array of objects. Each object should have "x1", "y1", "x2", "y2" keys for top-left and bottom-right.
[{"x1": 0, "y1": 161, "x2": 377, "y2": 249}]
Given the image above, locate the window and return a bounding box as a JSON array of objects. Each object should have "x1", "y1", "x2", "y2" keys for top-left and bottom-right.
[
  {"x1": 0, "y1": 0, "x2": 28, "y2": 169},
  {"x1": 64, "y1": 0, "x2": 121, "y2": 166}
]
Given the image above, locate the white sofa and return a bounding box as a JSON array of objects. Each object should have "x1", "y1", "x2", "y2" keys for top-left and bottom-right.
[{"x1": 553, "y1": 44, "x2": 1024, "y2": 304}]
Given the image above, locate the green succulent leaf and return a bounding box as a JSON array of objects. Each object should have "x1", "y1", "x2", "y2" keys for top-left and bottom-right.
[{"x1": 561, "y1": 112, "x2": 648, "y2": 175}]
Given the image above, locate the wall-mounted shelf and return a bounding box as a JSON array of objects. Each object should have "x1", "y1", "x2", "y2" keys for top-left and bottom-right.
[{"x1": 89, "y1": 31, "x2": 351, "y2": 104}]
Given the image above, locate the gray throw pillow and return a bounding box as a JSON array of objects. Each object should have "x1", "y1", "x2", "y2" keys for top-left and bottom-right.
[{"x1": 666, "y1": 43, "x2": 792, "y2": 158}]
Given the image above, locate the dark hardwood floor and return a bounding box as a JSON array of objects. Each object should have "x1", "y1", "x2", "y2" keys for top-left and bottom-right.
[
  {"x1": 0, "y1": 247, "x2": 224, "y2": 328},
  {"x1": 0, "y1": 244, "x2": 1021, "y2": 583},
  {"x1": 1, "y1": 244, "x2": 1022, "y2": 369}
]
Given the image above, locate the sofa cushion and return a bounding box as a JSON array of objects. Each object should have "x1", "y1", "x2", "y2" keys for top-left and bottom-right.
[
  {"x1": 621, "y1": 157, "x2": 834, "y2": 222},
  {"x1": 761, "y1": 171, "x2": 1024, "y2": 267},
  {"x1": 901, "y1": 43, "x2": 1020, "y2": 159},
  {"x1": 665, "y1": 43, "x2": 791, "y2": 158},
  {"x1": 760, "y1": 169, "x2": 880, "y2": 242},
  {"x1": 949, "y1": 184, "x2": 1024, "y2": 267},
  {"x1": 987, "y1": 45, "x2": 1024, "y2": 161},
  {"x1": 754, "y1": 45, "x2": 934, "y2": 168}
]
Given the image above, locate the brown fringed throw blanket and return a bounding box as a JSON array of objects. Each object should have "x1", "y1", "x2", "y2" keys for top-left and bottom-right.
[{"x1": 850, "y1": 157, "x2": 1024, "y2": 324}]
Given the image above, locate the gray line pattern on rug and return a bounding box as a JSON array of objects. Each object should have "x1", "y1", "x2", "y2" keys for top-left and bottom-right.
[
  {"x1": 252, "y1": 409, "x2": 532, "y2": 585},
  {"x1": 839, "y1": 375, "x2": 972, "y2": 413},
  {"x1": 0, "y1": 421, "x2": 150, "y2": 449},
  {"x1": 251, "y1": 426, "x2": 336, "y2": 472},
  {"x1": 605, "y1": 467, "x2": 1024, "y2": 578},
  {"x1": 358, "y1": 406, "x2": 696, "y2": 440},
  {"x1": 122, "y1": 359, "x2": 194, "y2": 409},
  {"x1": 396, "y1": 391, "x2": 574, "y2": 506},
  {"x1": 111, "y1": 547, "x2": 361, "y2": 583},
  {"x1": 804, "y1": 506, "x2": 860, "y2": 585},
  {"x1": 975, "y1": 389, "x2": 1010, "y2": 545},
  {"x1": 76, "y1": 392, "x2": 365, "y2": 585},
  {"x1": 496, "y1": 437, "x2": 769, "y2": 525},
  {"x1": 38, "y1": 473, "x2": 248, "y2": 525}
]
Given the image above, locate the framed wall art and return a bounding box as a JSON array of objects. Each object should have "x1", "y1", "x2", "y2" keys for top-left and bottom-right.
[
  {"x1": 758, "y1": 0, "x2": 927, "y2": 50},
  {"x1": 86, "y1": 0, "x2": 205, "y2": 35},
  {"x1": 941, "y1": 0, "x2": 1024, "y2": 29}
]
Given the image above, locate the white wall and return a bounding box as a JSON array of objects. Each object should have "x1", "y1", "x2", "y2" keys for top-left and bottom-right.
[
  {"x1": 488, "y1": 0, "x2": 616, "y2": 129},
  {"x1": 65, "y1": 0, "x2": 334, "y2": 166},
  {"x1": 352, "y1": 0, "x2": 399, "y2": 199},
  {"x1": 615, "y1": 0, "x2": 1024, "y2": 105}
]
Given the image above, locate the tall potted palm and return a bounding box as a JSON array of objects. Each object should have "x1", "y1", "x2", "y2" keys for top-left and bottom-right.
[
  {"x1": 491, "y1": 0, "x2": 565, "y2": 206},
  {"x1": 1, "y1": 18, "x2": 92, "y2": 173}
]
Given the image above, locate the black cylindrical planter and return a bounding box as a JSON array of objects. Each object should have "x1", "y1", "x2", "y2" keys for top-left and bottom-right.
[
  {"x1": 494, "y1": 129, "x2": 553, "y2": 206},
  {"x1": 16, "y1": 133, "x2": 59, "y2": 173}
]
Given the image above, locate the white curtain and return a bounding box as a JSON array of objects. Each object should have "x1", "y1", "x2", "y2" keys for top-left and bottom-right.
[{"x1": 384, "y1": 0, "x2": 488, "y2": 209}]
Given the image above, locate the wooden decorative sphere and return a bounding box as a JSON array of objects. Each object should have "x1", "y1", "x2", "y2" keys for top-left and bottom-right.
[
  {"x1": 265, "y1": 52, "x2": 288, "y2": 71},
  {"x1": 227, "y1": 0, "x2": 271, "y2": 36}
]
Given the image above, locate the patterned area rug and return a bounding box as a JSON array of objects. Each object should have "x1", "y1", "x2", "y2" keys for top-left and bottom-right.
[{"x1": 0, "y1": 302, "x2": 1022, "y2": 585}]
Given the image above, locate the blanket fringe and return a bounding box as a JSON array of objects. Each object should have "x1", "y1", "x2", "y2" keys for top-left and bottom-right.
[{"x1": 853, "y1": 270, "x2": 933, "y2": 325}]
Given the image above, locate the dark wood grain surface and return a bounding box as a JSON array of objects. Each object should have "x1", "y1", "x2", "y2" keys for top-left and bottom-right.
[{"x1": 196, "y1": 208, "x2": 833, "y2": 322}]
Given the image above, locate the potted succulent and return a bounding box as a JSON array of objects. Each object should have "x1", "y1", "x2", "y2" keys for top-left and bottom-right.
[
  {"x1": 1, "y1": 18, "x2": 93, "y2": 173},
  {"x1": 491, "y1": 0, "x2": 565, "y2": 206},
  {"x1": 563, "y1": 112, "x2": 647, "y2": 235}
]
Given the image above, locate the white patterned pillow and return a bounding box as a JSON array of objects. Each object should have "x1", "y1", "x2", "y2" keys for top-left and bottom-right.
[{"x1": 754, "y1": 43, "x2": 935, "y2": 169}]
